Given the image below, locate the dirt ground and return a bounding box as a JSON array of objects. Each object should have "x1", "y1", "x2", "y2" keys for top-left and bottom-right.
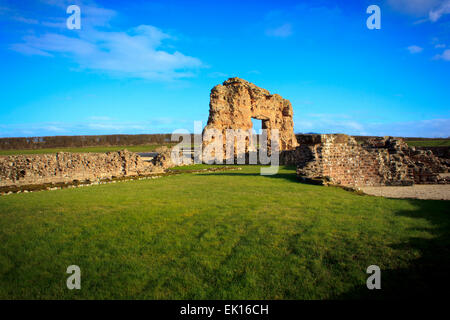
[{"x1": 361, "y1": 184, "x2": 450, "y2": 200}]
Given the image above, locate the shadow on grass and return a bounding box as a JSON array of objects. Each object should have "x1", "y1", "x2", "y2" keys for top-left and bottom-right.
[
  {"x1": 336, "y1": 199, "x2": 450, "y2": 299},
  {"x1": 202, "y1": 169, "x2": 450, "y2": 299}
]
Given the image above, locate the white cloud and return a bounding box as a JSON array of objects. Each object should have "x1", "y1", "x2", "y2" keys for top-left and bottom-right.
[
  {"x1": 368, "y1": 119, "x2": 450, "y2": 137},
  {"x1": 39, "y1": 0, "x2": 66, "y2": 6},
  {"x1": 407, "y1": 45, "x2": 424, "y2": 53},
  {"x1": 295, "y1": 114, "x2": 368, "y2": 135},
  {"x1": 295, "y1": 116, "x2": 450, "y2": 138},
  {"x1": 387, "y1": 0, "x2": 440, "y2": 16},
  {"x1": 12, "y1": 16, "x2": 39, "y2": 24},
  {"x1": 12, "y1": 33, "x2": 97, "y2": 57},
  {"x1": 387, "y1": 0, "x2": 450, "y2": 22},
  {"x1": 296, "y1": 120, "x2": 368, "y2": 136},
  {"x1": 9, "y1": 3, "x2": 203, "y2": 81},
  {"x1": 0, "y1": 118, "x2": 192, "y2": 137},
  {"x1": 434, "y1": 49, "x2": 450, "y2": 60},
  {"x1": 2, "y1": 117, "x2": 449, "y2": 138},
  {"x1": 10, "y1": 44, "x2": 52, "y2": 56},
  {"x1": 429, "y1": 0, "x2": 450, "y2": 21},
  {"x1": 64, "y1": 4, "x2": 117, "y2": 28},
  {"x1": 266, "y1": 23, "x2": 293, "y2": 38},
  {"x1": 435, "y1": 43, "x2": 446, "y2": 48},
  {"x1": 44, "y1": 125, "x2": 66, "y2": 132},
  {"x1": 41, "y1": 20, "x2": 66, "y2": 28}
]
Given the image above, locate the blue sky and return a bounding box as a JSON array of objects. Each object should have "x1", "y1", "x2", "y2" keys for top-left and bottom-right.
[{"x1": 0, "y1": 0, "x2": 449, "y2": 138}]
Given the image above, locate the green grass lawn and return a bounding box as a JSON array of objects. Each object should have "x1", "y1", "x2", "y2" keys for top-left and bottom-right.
[
  {"x1": 0, "y1": 144, "x2": 174, "y2": 156},
  {"x1": 406, "y1": 140, "x2": 450, "y2": 147},
  {"x1": 0, "y1": 165, "x2": 448, "y2": 299}
]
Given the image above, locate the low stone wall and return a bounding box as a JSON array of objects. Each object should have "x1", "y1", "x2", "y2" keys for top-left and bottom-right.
[
  {"x1": 291, "y1": 134, "x2": 449, "y2": 187},
  {"x1": 363, "y1": 136, "x2": 449, "y2": 185},
  {"x1": 0, "y1": 150, "x2": 163, "y2": 188},
  {"x1": 293, "y1": 135, "x2": 388, "y2": 186},
  {"x1": 416, "y1": 146, "x2": 450, "y2": 159}
]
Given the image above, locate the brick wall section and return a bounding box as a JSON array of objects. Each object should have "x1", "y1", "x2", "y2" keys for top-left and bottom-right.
[
  {"x1": 291, "y1": 134, "x2": 449, "y2": 187},
  {"x1": 0, "y1": 150, "x2": 163, "y2": 187},
  {"x1": 294, "y1": 134, "x2": 389, "y2": 186},
  {"x1": 321, "y1": 140, "x2": 386, "y2": 186}
]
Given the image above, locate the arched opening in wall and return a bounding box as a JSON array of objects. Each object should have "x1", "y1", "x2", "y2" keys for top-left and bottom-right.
[
  {"x1": 251, "y1": 118, "x2": 262, "y2": 135},
  {"x1": 251, "y1": 117, "x2": 270, "y2": 133},
  {"x1": 251, "y1": 118, "x2": 261, "y2": 152},
  {"x1": 251, "y1": 117, "x2": 271, "y2": 151}
]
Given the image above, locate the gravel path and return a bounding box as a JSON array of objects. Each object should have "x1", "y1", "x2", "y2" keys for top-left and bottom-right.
[{"x1": 361, "y1": 185, "x2": 450, "y2": 200}]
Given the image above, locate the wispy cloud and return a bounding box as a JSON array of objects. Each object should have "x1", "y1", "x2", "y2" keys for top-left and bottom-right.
[
  {"x1": 9, "y1": 2, "x2": 203, "y2": 81},
  {"x1": 39, "y1": 0, "x2": 73, "y2": 8},
  {"x1": 387, "y1": 0, "x2": 450, "y2": 22},
  {"x1": 295, "y1": 116, "x2": 368, "y2": 136},
  {"x1": 368, "y1": 118, "x2": 450, "y2": 137},
  {"x1": 387, "y1": 0, "x2": 440, "y2": 16},
  {"x1": 265, "y1": 23, "x2": 293, "y2": 38},
  {"x1": 262, "y1": 9, "x2": 295, "y2": 39},
  {"x1": 429, "y1": 0, "x2": 450, "y2": 21},
  {"x1": 407, "y1": 45, "x2": 424, "y2": 53},
  {"x1": 2, "y1": 117, "x2": 449, "y2": 138},
  {"x1": 0, "y1": 118, "x2": 194, "y2": 138},
  {"x1": 295, "y1": 115, "x2": 450, "y2": 138},
  {"x1": 434, "y1": 49, "x2": 450, "y2": 60},
  {"x1": 12, "y1": 16, "x2": 39, "y2": 24}
]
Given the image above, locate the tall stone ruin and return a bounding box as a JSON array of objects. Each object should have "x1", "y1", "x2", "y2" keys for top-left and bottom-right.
[{"x1": 202, "y1": 77, "x2": 298, "y2": 160}]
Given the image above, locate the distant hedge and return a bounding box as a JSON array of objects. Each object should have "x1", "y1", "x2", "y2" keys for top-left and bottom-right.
[
  {"x1": 0, "y1": 134, "x2": 182, "y2": 150},
  {"x1": 350, "y1": 135, "x2": 450, "y2": 143},
  {"x1": 2, "y1": 133, "x2": 448, "y2": 151}
]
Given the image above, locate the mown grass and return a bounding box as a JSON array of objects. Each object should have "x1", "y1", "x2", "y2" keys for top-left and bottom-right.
[
  {"x1": 406, "y1": 140, "x2": 450, "y2": 147},
  {"x1": 0, "y1": 144, "x2": 174, "y2": 156},
  {"x1": 0, "y1": 165, "x2": 448, "y2": 299}
]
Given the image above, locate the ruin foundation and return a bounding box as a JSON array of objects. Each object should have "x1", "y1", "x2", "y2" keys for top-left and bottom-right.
[
  {"x1": 0, "y1": 149, "x2": 182, "y2": 188},
  {"x1": 286, "y1": 134, "x2": 449, "y2": 187}
]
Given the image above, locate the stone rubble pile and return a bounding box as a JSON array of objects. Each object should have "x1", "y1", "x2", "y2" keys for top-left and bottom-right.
[{"x1": 290, "y1": 134, "x2": 449, "y2": 187}]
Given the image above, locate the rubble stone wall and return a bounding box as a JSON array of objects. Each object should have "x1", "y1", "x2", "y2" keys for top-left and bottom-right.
[
  {"x1": 202, "y1": 77, "x2": 298, "y2": 160},
  {"x1": 416, "y1": 146, "x2": 450, "y2": 159},
  {"x1": 0, "y1": 150, "x2": 163, "y2": 187},
  {"x1": 293, "y1": 134, "x2": 449, "y2": 187}
]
